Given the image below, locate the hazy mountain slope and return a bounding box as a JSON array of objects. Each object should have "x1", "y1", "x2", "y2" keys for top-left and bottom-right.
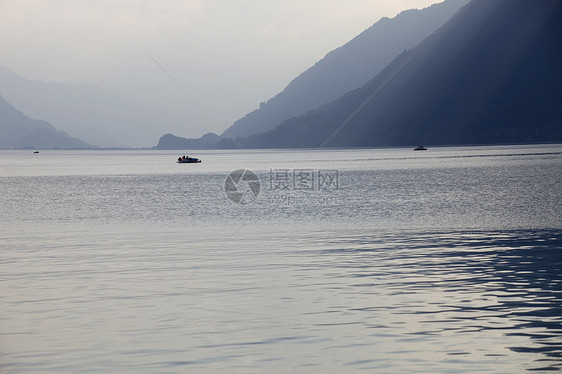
[
  {"x1": 154, "y1": 132, "x2": 223, "y2": 150},
  {"x1": 234, "y1": 0, "x2": 562, "y2": 148},
  {"x1": 0, "y1": 67, "x2": 193, "y2": 147},
  {"x1": 0, "y1": 95, "x2": 91, "y2": 149},
  {"x1": 223, "y1": 0, "x2": 469, "y2": 138}
]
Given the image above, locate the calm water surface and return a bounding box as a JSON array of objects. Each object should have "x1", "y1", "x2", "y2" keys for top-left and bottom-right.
[{"x1": 0, "y1": 145, "x2": 561, "y2": 373}]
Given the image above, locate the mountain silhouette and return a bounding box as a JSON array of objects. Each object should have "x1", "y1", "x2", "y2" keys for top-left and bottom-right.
[
  {"x1": 226, "y1": 0, "x2": 562, "y2": 148},
  {"x1": 222, "y1": 0, "x2": 469, "y2": 139},
  {"x1": 154, "y1": 132, "x2": 222, "y2": 150},
  {"x1": 0, "y1": 66, "x2": 198, "y2": 147},
  {"x1": 154, "y1": 0, "x2": 468, "y2": 149},
  {"x1": 0, "y1": 95, "x2": 91, "y2": 149}
]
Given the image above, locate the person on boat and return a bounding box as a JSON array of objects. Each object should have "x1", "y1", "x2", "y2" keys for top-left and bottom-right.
[{"x1": 178, "y1": 157, "x2": 182, "y2": 162}]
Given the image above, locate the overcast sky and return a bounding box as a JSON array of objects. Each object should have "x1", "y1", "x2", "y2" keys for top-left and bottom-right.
[{"x1": 1, "y1": 0, "x2": 443, "y2": 138}]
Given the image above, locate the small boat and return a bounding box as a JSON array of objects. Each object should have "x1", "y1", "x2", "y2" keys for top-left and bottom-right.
[
  {"x1": 413, "y1": 145, "x2": 427, "y2": 151},
  {"x1": 177, "y1": 157, "x2": 201, "y2": 163},
  {"x1": 33, "y1": 151, "x2": 39, "y2": 154}
]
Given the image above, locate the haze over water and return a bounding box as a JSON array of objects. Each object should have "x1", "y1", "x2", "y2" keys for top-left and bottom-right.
[{"x1": 1, "y1": 145, "x2": 561, "y2": 372}]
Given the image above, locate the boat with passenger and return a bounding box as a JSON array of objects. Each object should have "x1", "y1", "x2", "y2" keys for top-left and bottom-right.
[{"x1": 177, "y1": 155, "x2": 201, "y2": 163}]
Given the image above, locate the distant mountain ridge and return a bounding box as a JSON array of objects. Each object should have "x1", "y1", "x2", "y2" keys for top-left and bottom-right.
[
  {"x1": 0, "y1": 95, "x2": 91, "y2": 149},
  {"x1": 220, "y1": 0, "x2": 562, "y2": 148},
  {"x1": 155, "y1": 0, "x2": 469, "y2": 148},
  {"x1": 0, "y1": 66, "x2": 196, "y2": 147},
  {"x1": 155, "y1": 132, "x2": 223, "y2": 150},
  {"x1": 222, "y1": 0, "x2": 469, "y2": 139}
]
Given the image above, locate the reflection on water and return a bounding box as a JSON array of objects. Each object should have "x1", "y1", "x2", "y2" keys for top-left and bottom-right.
[
  {"x1": 1, "y1": 225, "x2": 560, "y2": 373},
  {"x1": 331, "y1": 230, "x2": 562, "y2": 372}
]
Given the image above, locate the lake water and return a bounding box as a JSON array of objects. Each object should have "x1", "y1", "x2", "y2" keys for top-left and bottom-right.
[{"x1": 1, "y1": 145, "x2": 561, "y2": 373}]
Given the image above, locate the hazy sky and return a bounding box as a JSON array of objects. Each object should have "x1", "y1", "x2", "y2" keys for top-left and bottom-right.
[{"x1": 1, "y1": 0, "x2": 443, "y2": 138}]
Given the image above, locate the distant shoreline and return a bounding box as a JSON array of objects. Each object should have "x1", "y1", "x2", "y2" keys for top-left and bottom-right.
[{"x1": 2, "y1": 141, "x2": 562, "y2": 152}]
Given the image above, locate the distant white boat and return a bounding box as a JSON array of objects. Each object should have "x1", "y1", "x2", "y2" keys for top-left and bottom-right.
[{"x1": 414, "y1": 145, "x2": 427, "y2": 151}]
